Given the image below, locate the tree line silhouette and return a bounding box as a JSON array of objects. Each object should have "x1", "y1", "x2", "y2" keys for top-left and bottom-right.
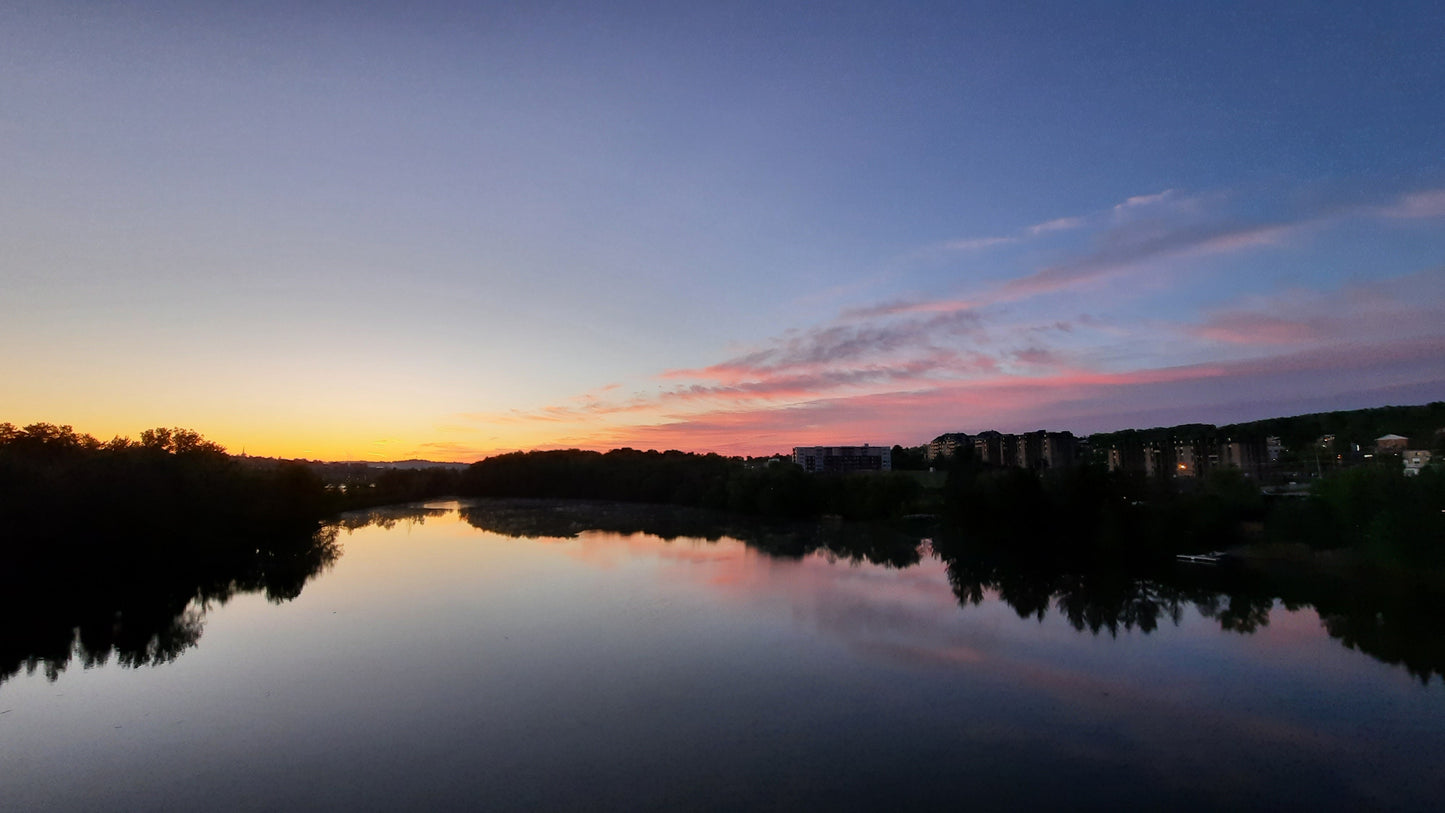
[
  {"x1": 935, "y1": 446, "x2": 1445, "y2": 566},
  {"x1": 4, "y1": 421, "x2": 1441, "y2": 688},
  {"x1": 0, "y1": 423, "x2": 473, "y2": 559},
  {"x1": 447, "y1": 443, "x2": 1445, "y2": 566},
  {"x1": 1, "y1": 423, "x2": 330, "y2": 560},
  {"x1": 6, "y1": 421, "x2": 1439, "y2": 570},
  {"x1": 457, "y1": 497, "x2": 926, "y2": 568},
  {"x1": 0, "y1": 423, "x2": 346, "y2": 685},
  {"x1": 456, "y1": 448, "x2": 924, "y2": 521}
]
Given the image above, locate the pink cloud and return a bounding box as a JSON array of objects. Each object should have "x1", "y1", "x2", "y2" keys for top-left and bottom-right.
[
  {"x1": 1012, "y1": 346, "x2": 1059, "y2": 366},
  {"x1": 457, "y1": 191, "x2": 1445, "y2": 458},
  {"x1": 664, "y1": 310, "x2": 986, "y2": 384},
  {"x1": 842, "y1": 298, "x2": 980, "y2": 319},
  {"x1": 1192, "y1": 314, "x2": 1322, "y2": 345},
  {"x1": 1379, "y1": 189, "x2": 1445, "y2": 219},
  {"x1": 573, "y1": 336, "x2": 1445, "y2": 453},
  {"x1": 1191, "y1": 222, "x2": 1298, "y2": 252},
  {"x1": 1190, "y1": 270, "x2": 1445, "y2": 348},
  {"x1": 479, "y1": 262, "x2": 1445, "y2": 455}
]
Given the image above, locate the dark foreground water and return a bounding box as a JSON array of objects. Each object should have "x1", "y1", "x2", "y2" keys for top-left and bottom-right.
[{"x1": 3, "y1": 500, "x2": 1444, "y2": 811}]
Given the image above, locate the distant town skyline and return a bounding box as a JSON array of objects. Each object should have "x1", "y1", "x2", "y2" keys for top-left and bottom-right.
[{"x1": 4, "y1": 2, "x2": 1443, "y2": 460}]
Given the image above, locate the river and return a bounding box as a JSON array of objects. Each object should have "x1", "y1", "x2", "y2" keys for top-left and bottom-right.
[{"x1": 2, "y1": 499, "x2": 1442, "y2": 811}]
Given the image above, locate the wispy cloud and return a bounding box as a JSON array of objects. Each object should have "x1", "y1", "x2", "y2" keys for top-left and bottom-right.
[
  {"x1": 907, "y1": 205, "x2": 1097, "y2": 265},
  {"x1": 1192, "y1": 314, "x2": 1322, "y2": 345},
  {"x1": 939, "y1": 236, "x2": 1018, "y2": 252},
  {"x1": 457, "y1": 328, "x2": 1445, "y2": 457},
  {"x1": 1026, "y1": 216, "x2": 1086, "y2": 235},
  {"x1": 841, "y1": 298, "x2": 980, "y2": 319},
  {"x1": 586, "y1": 336, "x2": 1445, "y2": 453},
  {"x1": 981, "y1": 187, "x2": 1444, "y2": 303},
  {"x1": 1113, "y1": 189, "x2": 1178, "y2": 211},
  {"x1": 668, "y1": 309, "x2": 986, "y2": 382},
  {"x1": 1188, "y1": 268, "x2": 1445, "y2": 348},
  {"x1": 451, "y1": 188, "x2": 1445, "y2": 457},
  {"x1": 1012, "y1": 346, "x2": 1059, "y2": 366},
  {"x1": 1378, "y1": 189, "x2": 1445, "y2": 219},
  {"x1": 998, "y1": 218, "x2": 1303, "y2": 300},
  {"x1": 895, "y1": 187, "x2": 1236, "y2": 307}
]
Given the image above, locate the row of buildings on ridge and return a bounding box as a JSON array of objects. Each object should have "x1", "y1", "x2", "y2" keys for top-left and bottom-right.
[
  {"x1": 787, "y1": 433, "x2": 1084, "y2": 475},
  {"x1": 929, "y1": 430, "x2": 1081, "y2": 470},
  {"x1": 791, "y1": 430, "x2": 1436, "y2": 478},
  {"x1": 1101, "y1": 436, "x2": 1269, "y2": 478}
]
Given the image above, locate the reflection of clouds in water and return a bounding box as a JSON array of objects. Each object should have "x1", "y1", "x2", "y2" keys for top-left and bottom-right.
[
  {"x1": 565, "y1": 531, "x2": 736, "y2": 571},
  {"x1": 995, "y1": 655, "x2": 1371, "y2": 801},
  {"x1": 790, "y1": 558, "x2": 1008, "y2": 661},
  {"x1": 534, "y1": 524, "x2": 1426, "y2": 800},
  {"x1": 454, "y1": 500, "x2": 1445, "y2": 688},
  {"x1": 850, "y1": 640, "x2": 989, "y2": 666},
  {"x1": 579, "y1": 533, "x2": 1008, "y2": 668}
]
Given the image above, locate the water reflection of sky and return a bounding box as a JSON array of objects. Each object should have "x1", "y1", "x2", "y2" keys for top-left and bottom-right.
[{"x1": 2, "y1": 505, "x2": 1442, "y2": 811}]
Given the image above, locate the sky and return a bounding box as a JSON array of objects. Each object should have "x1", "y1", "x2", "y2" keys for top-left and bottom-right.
[{"x1": 3, "y1": 1, "x2": 1443, "y2": 460}]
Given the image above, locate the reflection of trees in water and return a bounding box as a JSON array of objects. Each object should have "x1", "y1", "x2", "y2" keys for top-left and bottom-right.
[
  {"x1": 459, "y1": 499, "x2": 1445, "y2": 683},
  {"x1": 1189, "y1": 590, "x2": 1275, "y2": 634},
  {"x1": 1, "y1": 501, "x2": 463, "y2": 686},
  {"x1": 76, "y1": 607, "x2": 204, "y2": 674},
  {"x1": 13, "y1": 497, "x2": 1438, "y2": 688},
  {"x1": 945, "y1": 554, "x2": 1189, "y2": 635},
  {"x1": 334, "y1": 504, "x2": 452, "y2": 532},
  {"x1": 0, "y1": 526, "x2": 340, "y2": 686},
  {"x1": 936, "y1": 537, "x2": 1445, "y2": 683},
  {"x1": 1054, "y1": 574, "x2": 1187, "y2": 635},
  {"x1": 458, "y1": 498, "x2": 923, "y2": 568},
  {"x1": 1310, "y1": 577, "x2": 1445, "y2": 684}
]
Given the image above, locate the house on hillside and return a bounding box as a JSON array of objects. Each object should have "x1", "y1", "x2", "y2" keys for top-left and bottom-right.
[
  {"x1": 1376, "y1": 434, "x2": 1409, "y2": 451},
  {"x1": 1403, "y1": 449, "x2": 1432, "y2": 477}
]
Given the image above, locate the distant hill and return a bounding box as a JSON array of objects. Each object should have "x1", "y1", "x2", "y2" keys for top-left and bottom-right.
[
  {"x1": 1219, "y1": 403, "x2": 1445, "y2": 452},
  {"x1": 373, "y1": 459, "x2": 470, "y2": 471},
  {"x1": 1087, "y1": 402, "x2": 1445, "y2": 455},
  {"x1": 233, "y1": 455, "x2": 467, "y2": 470}
]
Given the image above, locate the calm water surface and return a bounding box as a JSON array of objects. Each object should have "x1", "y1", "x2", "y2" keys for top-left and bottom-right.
[{"x1": 3, "y1": 500, "x2": 1443, "y2": 811}]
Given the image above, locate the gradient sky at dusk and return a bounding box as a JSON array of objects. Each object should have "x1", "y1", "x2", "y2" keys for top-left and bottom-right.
[{"x1": 4, "y1": 2, "x2": 1443, "y2": 460}]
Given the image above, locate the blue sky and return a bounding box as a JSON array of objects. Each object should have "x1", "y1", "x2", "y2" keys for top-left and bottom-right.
[{"x1": 3, "y1": 2, "x2": 1442, "y2": 458}]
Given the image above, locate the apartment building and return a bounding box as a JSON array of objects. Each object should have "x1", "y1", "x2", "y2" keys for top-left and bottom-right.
[{"x1": 792, "y1": 445, "x2": 892, "y2": 473}]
